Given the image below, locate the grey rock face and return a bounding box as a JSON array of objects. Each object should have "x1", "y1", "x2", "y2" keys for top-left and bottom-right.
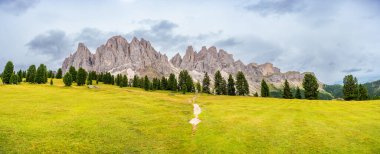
[
  {"x1": 62, "y1": 35, "x2": 315, "y2": 94},
  {"x1": 62, "y1": 36, "x2": 172, "y2": 79}
]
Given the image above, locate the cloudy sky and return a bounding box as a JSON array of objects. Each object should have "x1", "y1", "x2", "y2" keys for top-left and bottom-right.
[{"x1": 1, "y1": 0, "x2": 380, "y2": 84}]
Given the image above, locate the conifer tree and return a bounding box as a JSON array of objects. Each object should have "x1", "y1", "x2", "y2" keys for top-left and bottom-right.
[
  {"x1": 236, "y1": 71, "x2": 249, "y2": 96},
  {"x1": 302, "y1": 74, "x2": 319, "y2": 100},
  {"x1": 76, "y1": 67, "x2": 87, "y2": 86},
  {"x1": 17, "y1": 70, "x2": 23, "y2": 82},
  {"x1": 214, "y1": 70, "x2": 223, "y2": 95},
  {"x1": 121, "y1": 75, "x2": 128, "y2": 88},
  {"x1": 139, "y1": 76, "x2": 144, "y2": 88},
  {"x1": 22, "y1": 71, "x2": 27, "y2": 79},
  {"x1": 133, "y1": 75, "x2": 139, "y2": 87},
  {"x1": 86, "y1": 76, "x2": 92, "y2": 85},
  {"x1": 9, "y1": 73, "x2": 17, "y2": 85},
  {"x1": 261, "y1": 79, "x2": 270, "y2": 97},
  {"x1": 56, "y1": 68, "x2": 63, "y2": 79},
  {"x1": 186, "y1": 73, "x2": 194, "y2": 92},
  {"x1": 357, "y1": 84, "x2": 369, "y2": 100},
  {"x1": 295, "y1": 87, "x2": 302, "y2": 99},
  {"x1": 178, "y1": 70, "x2": 194, "y2": 93},
  {"x1": 63, "y1": 72, "x2": 73, "y2": 86},
  {"x1": 2, "y1": 61, "x2": 14, "y2": 84},
  {"x1": 195, "y1": 82, "x2": 202, "y2": 93},
  {"x1": 254, "y1": 92, "x2": 259, "y2": 97},
  {"x1": 152, "y1": 78, "x2": 158, "y2": 90},
  {"x1": 221, "y1": 78, "x2": 227, "y2": 95},
  {"x1": 227, "y1": 74, "x2": 236, "y2": 96},
  {"x1": 111, "y1": 75, "x2": 115, "y2": 85},
  {"x1": 69, "y1": 66, "x2": 77, "y2": 82},
  {"x1": 282, "y1": 79, "x2": 293, "y2": 99},
  {"x1": 26, "y1": 65, "x2": 36, "y2": 83},
  {"x1": 202, "y1": 72, "x2": 211, "y2": 94},
  {"x1": 343, "y1": 75, "x2": 358, "y2": 101},
  {"x1": 144, "y1": 75, "x2": 150, "y2": 91},
  {"x1": 167, "y1": 73, "x2": 177, "y2": 91},
  {"x1": 161, "y1": 76, "x2": 168, "y2": 90},
  {"x1": 35, "y1": 64, "x2": 47, "y2": 84},
  {"x1": 47, "y1": 70, "x2": 53, "y2": 78},
  {"x1": 181, "y1": 84, "x2": 186, "y2": 94}
]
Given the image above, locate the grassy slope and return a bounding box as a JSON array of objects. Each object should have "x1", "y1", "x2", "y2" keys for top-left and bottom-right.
[{"x1": 0, "y1": 79, "x2": 380, "y2": 153}]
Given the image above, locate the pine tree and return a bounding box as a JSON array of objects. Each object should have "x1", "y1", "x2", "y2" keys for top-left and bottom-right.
[
  {"x1": 2, "y1": 61, "x2": 14, "y2": 84},
  {"x1": 132, "y1": 75, "x2": 139, "y2": 87},
  {"x1": 214, "y1": 70, "x2": 223, "y2": 95},
  {"x1": 221, "y1": 78, "x2": 227, "y2": 95},
  {"x1": 195, "y1": 82, "x2": 202, "y2": 93},
  {"x1": 115, "y1": 74, "x2": 121, "y2": 86},
  {"x1": 63, "y1": 72, "x2": 72, "y2": 86},
  {"x1": 144, "y1": 75, "x2": 150, "y2": 91},
  {"x1": 181, "y1": 84, "x2": 187, "y2": 94},
  {"x1": 178, "y1": 70, "x2": 194, "y2": 93},
  {"x1": 167, "y1": 73, "x2": 177, "y2": 91},
  {"x1": 152, "y1": 78, "x2": 158, "y2": 90},
  {"x1": 111, "y1": 75, "x2": 115, "y2": 85},
  {"x1": 139, "y1": 76, "x2": 144, "y2": 88},
  {"x1": 261, "y1": 79, "x2": 270, "y2": 97},
  {"x1": 26, "y1": 65, "x2": 36, "y2": 83},
  {"x1": 254, "y1": 92, "x2": 259, "y2": 97},
  {"x1": 357, "y1": 84, "x2": 369, "y2": 100},
  {"x1": 50, "y1": 78, "x2": 53, "y2": 85},
  {"x1": 56, "y1": 68, "x2": 63, "y2": 79},
  {"x1": 343, "y1": 75, "x2": 358, "y2": 101},
  {"x1": 47, "y1": 70, "x2": 53, "y2": 78},
  {"x1": 186, "y1": 74, "x2": 194, "y2": 92},
  {"x1": 295, "y1": 87, "x2": 302, "y2": 99},
  {"x1": 227, "y1": 74, "x2": 236, "y2": 96},
  {"x1": 17, "y1": 70, "x2": 23, "y2": 82},
  {"x1": 282, "y1": 79, "x2": 293, "y2": 99},
  {"x1": 15, "y1": 74, "x2": 20, "y2": 84},
  {"x1": 22, "y1": 71, "x2": 26, "y2": 79},
  {"x1": 202, "y1": 72, "x2": 211, "y2": 94},
  {"x1": 121, "y1": 75, "x2": 128, "y2": 88},
  {"x1": 35, "y1": 64, "x2": 47, "y2": 84},
  {"x1": 69, "y1": 66, "x2": 77, "y2": 82},
  {"x1": 9, "y1": 73, "x2": 17, "y2": 85},
  {"x1": 161, "y1": 76, "x2": 168, "y2": 90},
  {"x1": 236, "y1": 71, "x2": 249, "y2": 96},
  {"x1": 86, "y1": 76, "x2": 92, "y2": 85},
  {"x1": 76, "y1": 67, "x2": 87, "y2": 86},
  {"x1": 302, "y1": 74, "x2": 319, "y2": 100}
]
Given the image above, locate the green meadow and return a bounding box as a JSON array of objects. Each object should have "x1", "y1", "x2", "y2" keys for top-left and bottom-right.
[{"x1": 0, "y1": 79, "x2": 380, "y2": 153}]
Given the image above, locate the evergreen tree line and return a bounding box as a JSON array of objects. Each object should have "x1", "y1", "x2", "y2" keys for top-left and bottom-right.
[
  {"x1": 60, "y1": 68, "x2": 251, "y2": 96},
  {"x1": 4, "y1": 61, "x2": 363, "y2": 101},
  {"x1": 1, "y1": 61, "x2": 52, "y2": 85}
]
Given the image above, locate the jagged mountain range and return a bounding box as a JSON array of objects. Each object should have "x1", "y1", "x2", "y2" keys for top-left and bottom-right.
[{"x1": 62, "y1": 35, "x2": 315, "y2": 94}]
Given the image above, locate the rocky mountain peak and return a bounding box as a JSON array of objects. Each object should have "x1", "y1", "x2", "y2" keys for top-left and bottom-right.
[
  {"x1": 105, "y1": 35, "x2": 128, "y2": 48},
  {"x1": 62, "y1": 36, "x2": 316, "y2": 94}
]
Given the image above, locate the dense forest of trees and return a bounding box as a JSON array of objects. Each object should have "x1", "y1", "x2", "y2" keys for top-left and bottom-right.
[{"x1": 0, "y1": 60, "x2": 370, "y2": 101}]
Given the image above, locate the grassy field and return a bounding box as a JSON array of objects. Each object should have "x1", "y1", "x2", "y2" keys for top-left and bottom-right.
[{"x1": 0, "y1": 79, "x2": 380, "y2": 153}]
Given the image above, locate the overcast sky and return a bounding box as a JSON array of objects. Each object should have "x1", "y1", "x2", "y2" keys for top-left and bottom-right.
[{"x1": 1, "y1": 0, "x2": 380, "y2": 84}]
